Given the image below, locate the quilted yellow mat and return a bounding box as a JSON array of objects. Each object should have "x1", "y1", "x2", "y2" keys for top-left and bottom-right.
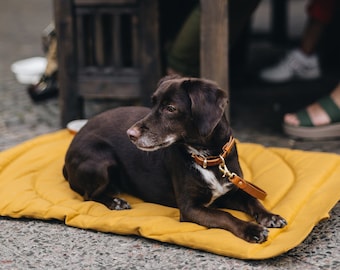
[{"x1": 0, "y1": 130, "x2": 339, "y2": 259}]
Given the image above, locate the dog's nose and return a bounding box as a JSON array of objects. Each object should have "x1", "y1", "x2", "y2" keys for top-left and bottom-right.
[{"x1": 127, "y1": 127, "x2": 141, "y2": 142}]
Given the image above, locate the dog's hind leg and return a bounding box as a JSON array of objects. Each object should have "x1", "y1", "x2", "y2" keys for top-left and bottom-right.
[
  {"x1": 68, "y1": 161, "x2": 131, "y2": 210},
  {"x1": 91, "y1": 192, "x2": 131, "y2": 210}
]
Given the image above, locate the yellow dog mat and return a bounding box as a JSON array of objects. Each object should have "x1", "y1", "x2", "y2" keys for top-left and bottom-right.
[{"x1": 0, "y1": 130, "x2": 339, "y2": 259}]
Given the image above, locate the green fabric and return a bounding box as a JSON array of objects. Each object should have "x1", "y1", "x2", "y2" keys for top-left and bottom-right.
[{"x1": 167, "y1": 6, "x2": 200, "y2": 77}]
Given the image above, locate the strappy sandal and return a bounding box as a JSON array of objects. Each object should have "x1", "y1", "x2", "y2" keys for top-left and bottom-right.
[{"x1": 283, "y1": 95, "x2": 340, "y2": 139}]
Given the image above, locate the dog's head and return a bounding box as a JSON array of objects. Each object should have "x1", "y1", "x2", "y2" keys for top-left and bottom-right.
[{"x1": 127, "y1": 76, "x2": 228, "y2": 151}]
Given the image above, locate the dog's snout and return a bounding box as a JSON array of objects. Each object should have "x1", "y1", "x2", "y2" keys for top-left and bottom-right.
[{"x1": 127, "y1": 127, "x2": 141, "y2": 142}]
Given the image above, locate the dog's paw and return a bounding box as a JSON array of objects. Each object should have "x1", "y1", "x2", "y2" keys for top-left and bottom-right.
[
  {"x1": 109, "y1": 198, "x2": 131, "y2": 210},
  {"x1": 243, "y1": 223, "x2": 269, "y2": 244},
  {"x1": 256, "y1": 213, "x2": 287, "y2": 228}
]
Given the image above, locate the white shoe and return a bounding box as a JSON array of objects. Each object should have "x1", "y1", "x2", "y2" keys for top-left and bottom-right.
[{"x1": 260, "y1": 49, "x2": 321, "y2": 83}]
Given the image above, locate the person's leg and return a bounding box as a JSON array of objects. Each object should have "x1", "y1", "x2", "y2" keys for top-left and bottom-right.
[
  {"x1": 260, "y1": 16, "x2": 324, "y2": 83},
  {"x1": 167, "y1": 0, "x2": 261, "y2": 77},
  {"x1": 260, "y1": 0, "x2": 336, "y2": 83},
  {"x1": 167, "y1": 5, "x2": 200, "y2": 77},
  {"x1": 301, "y1": 0, "x2": 336, "y2": 55},
  {"x1": 299, "y1": 18, "x2": 325, "y2": 56}
]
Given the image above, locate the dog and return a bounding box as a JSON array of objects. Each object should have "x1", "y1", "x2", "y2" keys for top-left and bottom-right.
[{"x1": 63, "y1": 76, "x2": 287, "y2": 243}]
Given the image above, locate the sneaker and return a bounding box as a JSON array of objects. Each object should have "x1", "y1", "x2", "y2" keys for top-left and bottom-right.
[{"x1": 260, "y1": 49, "x2": 321, "y2": 83}]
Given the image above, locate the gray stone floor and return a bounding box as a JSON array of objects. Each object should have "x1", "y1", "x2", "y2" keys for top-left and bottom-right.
[{"x1": 0, "y1": 0, "x2": 339, "y2": 269}]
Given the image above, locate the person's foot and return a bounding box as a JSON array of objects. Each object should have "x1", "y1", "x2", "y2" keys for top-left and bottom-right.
[
  {"x1": 284, "y1": 102, "x2": 332, "y2": 127},
  {"x1": 285, "y1": 84, "x2": 340, "y2": 127},
  {"x1": 27, "y1": 72, "x2": 58, "y2": 102},
  {"x1": 260, "y1": 49, "x2": 321, "y2": 83},
  {"x1": 283, "y1": 88, "x2": 340, "y2": 139}
]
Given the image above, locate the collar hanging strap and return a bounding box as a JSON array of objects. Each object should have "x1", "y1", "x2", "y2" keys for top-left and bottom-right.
[
  {"x1": 192, "y1": 136, "x2": 235, "y2": 168},
  {"x1": 218, "y1": 155, "x2": 267, "y2": 200},
  {"x1": 229, "y1": 174, "x2": 267, "y2": 200}
]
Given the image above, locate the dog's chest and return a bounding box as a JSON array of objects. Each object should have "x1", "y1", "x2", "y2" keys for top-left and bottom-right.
[{"x1": 193, "y1": 163, "x2": 233, "y2": 206}]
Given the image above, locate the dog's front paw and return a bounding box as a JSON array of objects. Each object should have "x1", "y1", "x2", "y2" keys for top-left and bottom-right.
[
  {"x1": 256, "y1": 213, "x2": 287, "y2": 228},
  {"x1": 243, "y1": 223, "x2": 269, "y2": 243},
  {"x1": 109, "y1": 198, "x2": 131, "y2": 210}
]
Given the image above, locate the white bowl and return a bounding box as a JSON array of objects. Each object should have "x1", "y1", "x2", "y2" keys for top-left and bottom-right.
[
  {"x1": 67, "y1": 119, "x2": 88, "y2": 134},
  {"x1": 11, "y1": 57, "x2": 47, "y2": 85}
]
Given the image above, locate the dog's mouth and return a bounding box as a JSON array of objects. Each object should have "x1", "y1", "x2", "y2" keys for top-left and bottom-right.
[
  {"x1": 133, "y1": 135, "x2": 177, "y2": 152},
  {"x1": 136, "y1": 141, "x2": 171, "y2": 152}
]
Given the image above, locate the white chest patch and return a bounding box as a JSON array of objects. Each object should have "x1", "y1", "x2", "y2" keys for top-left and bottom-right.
[{"x1": 193, "y1": 163, "x2": 233, "y2": 207}]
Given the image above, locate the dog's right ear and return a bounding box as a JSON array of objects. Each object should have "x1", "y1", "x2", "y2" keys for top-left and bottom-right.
[{"x1": 182, "y1": 79, "x2": 228, "y2": 137}]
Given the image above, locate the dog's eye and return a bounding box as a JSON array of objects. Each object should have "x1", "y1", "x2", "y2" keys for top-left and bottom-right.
[
  {"x1": 151, "y1": 96, "x2": 157, "y2": 105},
  {"x1": 165, "y1": 105, "x2": 176, "y2": 113}
]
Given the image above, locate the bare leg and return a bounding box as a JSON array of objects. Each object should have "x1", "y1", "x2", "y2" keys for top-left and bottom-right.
[{"x1": 300, "y1": 18, "x2": 325, "y2": 55}]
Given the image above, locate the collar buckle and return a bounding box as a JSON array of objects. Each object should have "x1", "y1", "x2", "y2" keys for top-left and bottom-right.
[{"x1": 218, "y1": 155, "x2": 232, "y2": 178}]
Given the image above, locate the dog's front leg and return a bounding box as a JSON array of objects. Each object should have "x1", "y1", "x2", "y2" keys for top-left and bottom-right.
[
  {"x1": 215, "y1": 191, "x2": 287, "y2": 228},
  {"x1": 179, "y1": 205, "x2": 269, "y2": 243}
]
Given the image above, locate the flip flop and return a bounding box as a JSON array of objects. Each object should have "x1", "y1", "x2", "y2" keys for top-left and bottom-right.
[{"x1": 283, "y1": 95, "x2": 340, "y2": 139}]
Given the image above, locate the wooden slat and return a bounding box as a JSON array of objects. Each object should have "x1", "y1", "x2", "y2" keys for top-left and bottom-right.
[
  {"x1": 54, "y1": 0, "x2": 83, "y2": 127},
  {"x1": 131, "y1": 14, "x2": 138, "y2": 67},
  {"x1": 75, "y1": 0, "x2": 136, "y2": 5},
  {"x1": 78, "y1": 67, "x2": 138, "y2": 76},
  {"x1": 76, "y1": 15, "x2": 85, "y2": 67},
  {"x1": 78, "y1": 76, "x2": 140, "y2": 99},
  {"x1": 88, "y1": 15, "x2": 96, "y2": 66},
  {"x1": 200, "y1": 0, "x2": 229, "y2": 118},
  {"x1": 112, "y1": 14, "x2": 122, "y2": 67},
  {"x1": 138, "y1": 0, "x2": 161, "y2": 105},
  {"x1": 95, "y1": 13, "x2": 105, "y2": 67}
]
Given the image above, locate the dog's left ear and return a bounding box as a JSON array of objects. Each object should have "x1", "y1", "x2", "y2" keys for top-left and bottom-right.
[
  {"x1": 157, "y1": 74, "x2": 182, "y2": 87},
  {"x1": 183, "y1": 79, "x2": 228, "y2": 137}
]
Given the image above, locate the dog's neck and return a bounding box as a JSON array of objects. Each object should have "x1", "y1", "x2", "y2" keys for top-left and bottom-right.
[{"x1": 185, "y1": 116, "x2": 232, "y2": 157}]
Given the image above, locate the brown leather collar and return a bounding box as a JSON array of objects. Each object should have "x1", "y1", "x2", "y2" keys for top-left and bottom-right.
[
  {"x1": 191, "y1": 136, "x2": 235, "y2": 168},
  {"x1": 191, "y1": 136, "x2": 267, "y2": 200}
]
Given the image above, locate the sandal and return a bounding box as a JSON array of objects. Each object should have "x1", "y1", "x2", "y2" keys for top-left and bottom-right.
[{"x1": 283, "y1": 95, "x2": 340, "y2": 139}]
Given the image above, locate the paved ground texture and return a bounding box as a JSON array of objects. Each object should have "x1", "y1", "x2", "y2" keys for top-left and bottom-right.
[{"x1": 0, "y1": 0, "x2": 339, "y2": 269}]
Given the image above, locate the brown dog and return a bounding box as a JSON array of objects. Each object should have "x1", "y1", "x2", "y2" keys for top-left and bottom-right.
[{"x1": 63, "y1": 76, "x2": 286, "y2": 243}]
